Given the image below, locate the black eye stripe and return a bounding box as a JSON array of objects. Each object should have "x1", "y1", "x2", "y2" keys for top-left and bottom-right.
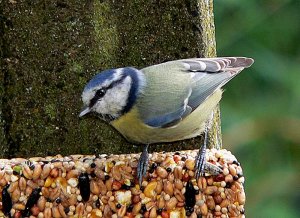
[
  {"x1": 89, "y1": 88, "x2": 107, "y2": 108},
  {"x1": 89, "y1": 74, "x2": 128, "y2": 108},
  {"x1": 106, "y1": 75, "x2": 127, "y2": 90}
]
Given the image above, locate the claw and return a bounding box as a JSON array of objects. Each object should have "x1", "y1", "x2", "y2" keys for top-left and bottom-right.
[
  {"x1": 204, "y1": 162, "x2": 223, "y2": 175},
  {"x1": 195, "y1": 143, "x2": 206, "y2": 179},
  {"x1": 195, "y1": 112, "x2": 214, "y2": 179},
  {"x1": 137, "y1": 144, "x2": 149, "y2": 185},
  {"x1": 195, "y1": 150, "x2": 223, "y2": 178}
]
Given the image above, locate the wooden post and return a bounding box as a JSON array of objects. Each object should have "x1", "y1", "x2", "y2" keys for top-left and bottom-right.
[{"x1": 0, "y1": 0, "x2": 220, "y2": 157}]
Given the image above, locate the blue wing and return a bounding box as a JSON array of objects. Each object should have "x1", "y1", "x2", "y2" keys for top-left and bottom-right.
[{"x1": 138, "y1": 57, "x2": 253, "y2": 128}]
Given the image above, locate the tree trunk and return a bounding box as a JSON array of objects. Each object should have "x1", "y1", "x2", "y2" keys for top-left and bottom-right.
[{"x1": 0, "y1": 0, "x2": 219, "y2": 158}]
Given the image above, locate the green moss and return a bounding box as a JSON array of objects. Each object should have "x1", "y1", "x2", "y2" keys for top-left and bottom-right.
[
  {"x1": 92, "y1": 2, "x2": 119, "y2": 68},
  {"x1": 1, "y1": 0, "x2": 217, "y2": 158},
  {"x1": 44, "y1": 104, "x2": 57, "y2": 121},
  {"x1": 70, "y1": 62, "x2": 84, "y2": 74}
]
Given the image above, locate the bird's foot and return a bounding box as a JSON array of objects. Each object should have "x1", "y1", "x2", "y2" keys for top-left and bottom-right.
[
  {"x1": 204, "y1": 162, "x2": 223, "y2": 175},
  {"x1": 195, "y1": 143, "x2": 206, "y2": 179},
  {"x1": 137, "y1": 144, "x2": 149, "y2": 185},
  {"x1": 195, "y1": 112, "x2": 214, "y2": 179},
  {"x1": 195, "y1": 145, "x2": 223, "y2": 178}
]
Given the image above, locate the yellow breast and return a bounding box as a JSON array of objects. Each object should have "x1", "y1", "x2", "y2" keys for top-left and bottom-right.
[{"x1": 111, "y1": 89, "x2": 223, "y2": 144}]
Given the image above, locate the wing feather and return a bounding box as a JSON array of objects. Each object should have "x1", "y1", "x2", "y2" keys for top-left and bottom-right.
[{"x1": 138, "y1": 57, "x2": 253, "y2": 128}]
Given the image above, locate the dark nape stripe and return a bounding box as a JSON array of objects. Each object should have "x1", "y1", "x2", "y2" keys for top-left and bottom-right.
[{"x1": 121, "y1": 68, "x2": 140, "y2": 115}]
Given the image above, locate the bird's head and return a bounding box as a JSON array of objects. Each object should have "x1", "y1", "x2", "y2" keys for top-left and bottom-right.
[{"x1": 79, "y1": 67, "x2": 145, "y2": 122}]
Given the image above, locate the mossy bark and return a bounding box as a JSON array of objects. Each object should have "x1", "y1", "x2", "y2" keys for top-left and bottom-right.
[{"x1": 0, "y1": 0, "x2": 218, "y2": 158}]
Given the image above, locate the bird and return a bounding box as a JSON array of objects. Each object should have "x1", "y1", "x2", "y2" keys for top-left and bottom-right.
[{"x1": 79, "y1": 57, "x2": 254, "y2": 184}]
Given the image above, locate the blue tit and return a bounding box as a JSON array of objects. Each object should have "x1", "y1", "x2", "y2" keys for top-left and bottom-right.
[{"x1": 79, "y1": 57, "x2": 254, "y2": 184}]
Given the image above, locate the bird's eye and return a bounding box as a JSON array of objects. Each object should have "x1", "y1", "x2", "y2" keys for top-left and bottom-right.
[
  {"x1": 89, "y1": 88, "x2": 107, "y2": 108},
  {"x1": 95, "y1": 88, "x2": 106, "y2": 98}
]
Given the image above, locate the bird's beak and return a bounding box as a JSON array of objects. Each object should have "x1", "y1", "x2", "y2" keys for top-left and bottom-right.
[{"x1": 79, "y1": 107, "x2": 91, "y2": 117}]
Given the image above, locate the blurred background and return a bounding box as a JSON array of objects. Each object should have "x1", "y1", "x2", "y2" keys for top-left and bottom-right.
[{"x1": 214, "y1": 0, "x2": 300, "y2": 217}]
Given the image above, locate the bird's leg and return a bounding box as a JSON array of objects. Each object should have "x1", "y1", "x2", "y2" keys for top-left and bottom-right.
[
  {"x1": 137, "y1": 144, "x2": 149, "y2": 185},
  {"x1": 195, "y1": 113, "x2": 214, "y2": 179}
]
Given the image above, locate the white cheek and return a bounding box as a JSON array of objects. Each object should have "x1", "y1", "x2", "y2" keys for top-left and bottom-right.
[
  {"x1": 82, "y1": 69, "x2": 124, "y2": 106},
  {"x1": 94, "y1": 76, "x2": 132, "y2": 116},
  {"x1": 82, "y1": 91, "x2": 94, "y2": 106}
]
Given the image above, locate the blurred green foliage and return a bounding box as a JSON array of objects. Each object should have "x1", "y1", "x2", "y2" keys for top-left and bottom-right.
[{"x1": 214, "y1": 0, "x2": 300, "y2": 217}]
